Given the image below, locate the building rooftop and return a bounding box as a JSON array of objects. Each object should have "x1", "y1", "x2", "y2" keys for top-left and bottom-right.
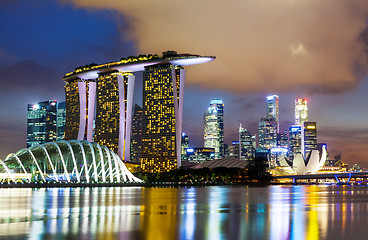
[{"x1": 63, "y1": 51, "x2": 215, "y2": 82}]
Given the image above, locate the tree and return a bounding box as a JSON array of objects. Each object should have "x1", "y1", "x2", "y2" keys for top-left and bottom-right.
[{"x1": 246, "y1": 157, "x2": 274, "y2": 183}]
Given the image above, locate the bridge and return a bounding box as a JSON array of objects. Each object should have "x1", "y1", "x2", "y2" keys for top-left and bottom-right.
[{"x1": 274, "y1": 172, "x2": 368, "y2": 184}]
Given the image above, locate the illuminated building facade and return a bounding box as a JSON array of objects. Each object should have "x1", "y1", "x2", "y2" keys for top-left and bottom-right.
[
  {"x1": 289, "y1": 125, "x2": 301, "y2": 161},
  {"x1": 63, "y1": 51, "x2": 215, "y2": 168},
  {"x1": 267, "y1": 95, "x2": 279, "y2": 132},
  {"x1": 141, "y1": 64, "x2": 185, "y2": 173},
  {"x1": 277, "y1": 130, "x2": 289, "y2": 149},
  {"x1": 295, "y1": 98, "x2": 308, "y2": 126},
  {"x1": 302, "y1": 122, "x2": 317, "y2": 160},
  {"x1": 94, "y1": 71, "x2": 135, "y2": 159},
  {"x1": 130, "y1": 104, "x2": 143, "y2": 163},
  {"x1": 258, "y1": 116, "x2": 277, "y2": 150},
  {"x1": 181, "y1": 133, "x2": 189, "y2": 161},
  {"x1": 204, "y1": 99, "x2": 224, "y2": 159},
  {"x1": 27, "y1": 100, "x2": 58, "y2": 148},
  {"x1": 239, "y1": 124, "x2": 255, "y2": 160},
  {"x1": 56, "y1": 101, "x2": 66, "y2": 141},
  {"x1": 186, "y1": 147, "x2": 215, "y2": 163}
]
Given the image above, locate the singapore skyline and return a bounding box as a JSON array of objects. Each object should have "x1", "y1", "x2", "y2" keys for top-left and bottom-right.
[
  {"x1": 0, "y1": 0, "x2": 367, "y2": 167},
  {"x1": 1, "y1": 1, "x2": 368, "y2": 240}
]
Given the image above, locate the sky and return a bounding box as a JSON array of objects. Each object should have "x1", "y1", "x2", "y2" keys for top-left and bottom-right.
[{"x1": 0, "y1": 0, "x2": 367, "y2": 166}]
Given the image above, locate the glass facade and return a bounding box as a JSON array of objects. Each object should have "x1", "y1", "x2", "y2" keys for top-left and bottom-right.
[
  {"x1": 289, "y1": 125, "x2": 302, "y2": 161},
  {"x1": 266, "y1": 95, "x2": 279, "y2": 132},
  {"x1": 303, "y1": 122, "x2": 317, "y2": 160},
  {"x1": 204, "y1": 99, "x2": 224, "y2": 159},
  {"x1": 0, "y1": 140, "x2": 142, "y2": 183},
  {"x1": 238, "y1": 125, "x2": 255, "y2": 160},
  {"x1": 27, "y1": 100, "x2": 58, "y2": 148},
  {"x1": 258, "y1": 116, "x2": 277, "y2": 150},
  {"x1": 295, "y1": 98, "x2": 308, "y2": 126},
  {"x1": 57, "y1": 101, "x2": 66, "y2": 141}
]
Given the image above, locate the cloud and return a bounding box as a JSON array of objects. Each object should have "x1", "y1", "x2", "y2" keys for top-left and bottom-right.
[
  {"x1": 63, "y1": 0, "x2": 368, "y2": 94},
  {"x1": 319, "y1": 127, "x2": 368, "y2": 166}
]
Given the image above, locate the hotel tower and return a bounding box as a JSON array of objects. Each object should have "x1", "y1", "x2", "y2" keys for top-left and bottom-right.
[{"x1": 63, "y1": 51, "x2": 215, "y2": 171}]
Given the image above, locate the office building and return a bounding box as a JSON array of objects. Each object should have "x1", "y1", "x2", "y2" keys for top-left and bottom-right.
[
  {"x1": 181, "y1": 133, "x2": 189, "y2": 161},
  {"x1": 289, "y1": 125, "x2": 301, "y2": 161},
  {"x1": 56, "y1": 101, "x2": 66, "y2": 141},
  {"x1": 266, "y1": 95, "x2": 279, "y2": 132},
  {"x1": 239, "y1": 124, "x2": 255, "y2": 160},
  {"x1": 204, "y1": 99, "x2": 224, "y2": 158},
  {"x1": 27, "y1": 100, "x2": 58, "y2": 148},
  {"x1": 302, "y1": 121, "x2": 317, "y2": 160},
  {"x1": 277, "y1": 130, "x2": 288, "y2": 149},
  {"x1": 130, "y1": 104, "x2": 143, "y2": 163},
  {"x1": 295, "y1": 98, "x2": 308, "y2": 126},
  {"x1": 258, "y1": 116, "x2": 277, "y2": 150}
]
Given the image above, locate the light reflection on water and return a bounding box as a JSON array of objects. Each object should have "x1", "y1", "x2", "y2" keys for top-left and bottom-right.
[{"x1": 1, "y1": 186, "x2": 368, "y2": 239}]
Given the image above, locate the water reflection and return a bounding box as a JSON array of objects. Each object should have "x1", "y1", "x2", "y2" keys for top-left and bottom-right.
[{"x1": 1, "y1": 186, "x2": 368, "y2": 239}]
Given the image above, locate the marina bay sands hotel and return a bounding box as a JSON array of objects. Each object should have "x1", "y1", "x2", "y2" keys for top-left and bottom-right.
[{"x1": 62, "y1": 51, "x2": 215, "y2": 173}]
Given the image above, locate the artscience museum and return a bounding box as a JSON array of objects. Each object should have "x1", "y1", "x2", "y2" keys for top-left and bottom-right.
[{"x1": 0, "y1": 140, "x2": 142, "y2": 183}]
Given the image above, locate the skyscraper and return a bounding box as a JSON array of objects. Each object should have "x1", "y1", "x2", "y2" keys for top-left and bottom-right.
[
  {"x1": 204, "y1": 99, "x2": 224, "y2": 159},
  {"x1": 238, "y1": 124, "x2": 255, "y2": 160},
  {"x1": 302, "y1": 121, "x2": 317, "y2": 159},
  {"x1": 62, "y1": 51, "x2": 215, "y2": 168},
  {"x1": 258, "y1": 116, "x2": 277, "y2": 150},
  {"x1": 130, "y1": 104, "x2": 143, "y2": 163},
  {"x1": 181, "y1": 133, "x2": 189, "y2": 161},
  {"x1": 27, "y1": 100, "x2": 58, "y2": 148},
  {"x1": 266, "y1": 95, "x2": 279, "y2": 132},
  {"x1": 57, "y1": 101, "x2": 66, "y2": 141},
  {"x1": 289, "y1": 125, "x2": 301, "y2": 161},
  {"x1": 94, "y1": 72, "x2": 135, "y2": 159},
  {"x1": 295, "y1": 98, "x2": 308, "y2": 126},
  {"x1": 141, "y1": 63, "x2": 185, "y2": 173}
]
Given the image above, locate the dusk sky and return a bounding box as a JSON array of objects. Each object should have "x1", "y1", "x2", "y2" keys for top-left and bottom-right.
[{"x1": 0, "y1": 0, "x2": 367, "y2": 166}]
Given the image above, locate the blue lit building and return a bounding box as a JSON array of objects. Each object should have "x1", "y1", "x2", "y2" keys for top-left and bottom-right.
[
  {"x1": 289, "y1": 125, "x2": 301, "y2": 161},
  {"x1": 27, "y1": 101, "x2": 66, "y2": 148},
  {"x1": 186, "y1": 147, "x2": 215, "y2": 163}
]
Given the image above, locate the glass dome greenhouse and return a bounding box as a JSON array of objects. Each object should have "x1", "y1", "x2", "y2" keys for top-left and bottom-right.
[{"x1": 0, "y1": 140, "x2": 142, "y2": 183}]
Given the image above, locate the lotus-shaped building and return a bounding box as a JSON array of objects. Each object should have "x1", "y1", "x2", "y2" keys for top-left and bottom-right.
[
  {"x1": 0, "y1": 140, "x2": 142, "y2": 183},
  {"x1": 277, "y1": 145, "x2": 327, "y2": 174}
]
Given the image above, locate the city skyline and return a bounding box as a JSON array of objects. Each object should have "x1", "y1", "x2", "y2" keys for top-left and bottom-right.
[{"x1": 0, "y1": 0, "x2": 367, "y2": 166}]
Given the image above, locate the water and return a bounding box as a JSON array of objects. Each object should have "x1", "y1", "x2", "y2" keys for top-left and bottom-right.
[{"x1": 1, "y1": 185, "x2": 368, "y2": 240}]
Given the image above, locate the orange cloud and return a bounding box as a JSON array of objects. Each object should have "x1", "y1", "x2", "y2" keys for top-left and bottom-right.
[{"x1": 62, "y1": 0, "x2": 368, "y2": 93}]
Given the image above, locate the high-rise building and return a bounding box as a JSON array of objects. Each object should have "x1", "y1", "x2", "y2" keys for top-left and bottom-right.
[
  {"x1": 302, "y1": 122, "x2": 317, "y2": 159},
  {"x1": 258, "y1": 116, "x2": 277, "y2": 150},
  {"x1": 289, "y1": 125, "x2": 301, "y2": 161},
  {"x1": 181, "y1": 133, "x2": 189, "y2": 161},
  {"x1": 239, "y1": 124, "x2": 255, "y2": 160},
  {"x1": 141, "y1": 63, "x2": 185, "y2": 173},
  {"x1": 130, "y1": 104, "x2": 143, "y2": 163},
  {"x1": 277, "y1": 130, "x2": 288, "y2": 149},
  {"x1": 57, "y1": 101, "x2": 66, "y2": 141},
  {"x1": 62, "y1": 51, "x2": 215, "y2": 169},
  {"x1": 27, "y1": 100, "x2": 58, "y2": 148},
  {"x1": 204, "y1": 99, "x2": 224, "y2": 159},
  {"x1": 295, "y1": 98, "x2": 308, "y2": 126},
  {"x1": 267, "y1": 95, "x2": 279, "y2": 132}
]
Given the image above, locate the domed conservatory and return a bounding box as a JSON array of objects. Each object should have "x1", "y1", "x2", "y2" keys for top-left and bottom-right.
[{"x1": 0, "y1": 140, "x2": 142, "y2": 183}]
